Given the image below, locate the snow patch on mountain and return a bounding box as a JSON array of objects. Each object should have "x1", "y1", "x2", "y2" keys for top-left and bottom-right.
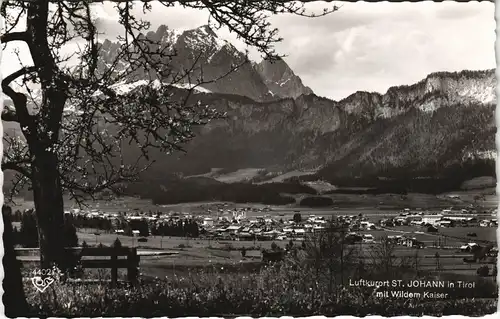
[
  {"x1": 162, "y1": 29, "x2": 183, "y2": 46},
  {"x1": 110, "y1": 80, "x2": 149, "y2": 95},
  {"x1": 339, "y1": 70, "x2": 496, "y2": 120},
  {"x1": 464, "y1": 150, "x2": 497, "y2": 160},
  {"x1": 375, "y1": 106, "x2": 403, "y2": 118},
  {"x1": 182, "y1": 25, "x2": 236, "y2": 63},
  {"x1": 417, "y1": 100, "x2": 440, "y2": 113},
  {"x1": 109, "y1": 80, "x2": 211, "y2": 95},
  {"x1": 171, "y1": 83, "x2": 212, "y2": 93}
]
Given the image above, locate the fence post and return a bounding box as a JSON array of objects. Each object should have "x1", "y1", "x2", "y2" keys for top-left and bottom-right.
[
  {"x1": 127, "y1": 248, "x2": 139, "y2": 286},
  {"x1": 111, "y1": 247, "x2": 118, "y2": 287},
  {"x1": 435, "y1": 252, "x2": 440, "y2": 271}
]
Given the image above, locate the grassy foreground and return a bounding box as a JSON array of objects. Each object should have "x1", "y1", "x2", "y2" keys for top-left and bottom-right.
[{"x1": 25, "y1": 258, "x2": 498, "y2": 317}]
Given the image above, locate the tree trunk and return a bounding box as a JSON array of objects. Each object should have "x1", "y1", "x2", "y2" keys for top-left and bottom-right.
[
  {"x1": 2, "y1": 206, "x2": 30, "y2": 317},
  {"x1": 31, "y1": 151, "x2": 66, "y2": 270}
]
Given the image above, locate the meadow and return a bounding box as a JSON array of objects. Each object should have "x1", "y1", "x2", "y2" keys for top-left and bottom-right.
[
  {"x1": 17, "y1": 225, "x2": 497, "y2": 281},
  {"x1": 12, "y1": 191, "x2": 498, "y2": 317},
  {"x1": 22, "y1": 251, "x2": 498, "y2": 317}
]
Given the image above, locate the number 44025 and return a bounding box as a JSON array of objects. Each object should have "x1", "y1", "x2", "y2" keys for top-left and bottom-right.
[{"x1": 32, "y1": 268, "x2": 60, "y2": 277}]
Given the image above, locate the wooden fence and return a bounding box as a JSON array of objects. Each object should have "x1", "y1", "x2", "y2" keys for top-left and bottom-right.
[{"x1": 15, "y1": 247, "x2": 140, "y2": 286}]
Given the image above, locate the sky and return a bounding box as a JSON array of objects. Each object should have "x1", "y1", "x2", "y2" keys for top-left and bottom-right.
[{"x1": 1, "y1": 1, "x2": 496, "y2": 101}]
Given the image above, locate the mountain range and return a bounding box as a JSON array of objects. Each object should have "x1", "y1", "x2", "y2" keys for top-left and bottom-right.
[
  {"x1": 3, "y1": 25, "x2": 497, "y2": 202},
  {"x1": 99, "y1": 24, "x2": 313, "y2": 102}
]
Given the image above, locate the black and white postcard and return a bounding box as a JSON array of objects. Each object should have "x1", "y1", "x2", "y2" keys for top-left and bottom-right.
[{"x1": 0, "y1": 0, "x2": 498, "y2": 317}]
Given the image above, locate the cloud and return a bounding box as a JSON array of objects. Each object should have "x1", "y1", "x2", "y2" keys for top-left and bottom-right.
[
  {"x1": 1, "y1": 2, "x2": 495, "y2": 101},
  {"x1": 434, "y1": 2, "x2": 488, "y2": 20},
  {"x1": 270, "y1": 2, "x2": 495, "y2": 100}
]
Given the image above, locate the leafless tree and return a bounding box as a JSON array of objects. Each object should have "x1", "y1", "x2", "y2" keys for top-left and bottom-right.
[
  {"x1": 302, "y1": 219, "x2": 357, "y2": 296},
  {"x1": 1, "y1": 1, "x2": 338, "y2": 314},
  {"x1": 368, "y1": 236, "x2": 412, "y2": 277},
  {"x1": 1, "y1": 0, "x2": 337, "y2": 269}
]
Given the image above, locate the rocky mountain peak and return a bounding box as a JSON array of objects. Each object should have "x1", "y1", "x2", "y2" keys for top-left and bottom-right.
[
  {"x1": 178, "y1": 24, "x2": 227, "y2": 52},
  {"x1": 97, "y1": 24, "x2": 314, "y2": 102},
  {"x1": 336, "y1": 69, "x2": 496, "y2": 119},
  {"x1": 255, "y1": 57, "x2": 313, "y2": 99}
]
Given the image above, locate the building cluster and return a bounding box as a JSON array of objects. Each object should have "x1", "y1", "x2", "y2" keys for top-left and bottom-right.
[
  {"x1": 379, "y1": 208, "x2": 497, "y2": 228},
  {"x1": 66, "y1": 208, "x2": 202, "y2": 237},
  {"x1": 385, "y1": 235, "x2": 425, "y2": 248},
  {"x1": 61, "y1": 205, "x2": 498, "y2": 245},
  {"x1": 202, "y1": 206, "x2": 377, "y2": 242}
]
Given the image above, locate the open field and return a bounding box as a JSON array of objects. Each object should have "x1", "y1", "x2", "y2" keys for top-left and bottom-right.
[
  {"x1": 377, "y1": 226, "x2": 497, "y2": 244},
  {"x1": 187, "y1": 168, "x2": 269, "y2": 183},
  {"x1": 15, "y1": 224, "x2": 486, "y2": 280},
  {"x1": 19, "y1": 240, "x2": 496, "y2": 280},
  {"x1": 65, "y1": 223, "x2": 497, "y2": 250},
  {"x1": 8, "y1": 179, "x2": 497, "y2": 214},
  {"x1": 187, "y1": 167, "x2": 318, "y2": 184},
  {"x1": 212, "y1": 168, "x2": 264, "y2": 183},
  {"x1": 10, "y1": 190, "x2": 498, "y2": 282},
  {"x1": 256, "y1": 170, "x2": 316, "y2": 184}
]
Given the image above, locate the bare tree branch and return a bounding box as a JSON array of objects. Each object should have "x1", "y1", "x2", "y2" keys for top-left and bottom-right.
[
  {"x1": 1, "y1": 109, "x2": 19, "y2": 122},
  {"x1": 1, "y1": 161, "x2": 31, "y2": 177},
  {"x1": 1, "y1": 0, "x2": 338, "y2": 206},
  {"x1": 0, "y1": 31, "x2": 29, "y2": 43},
  {"x1": 2, "y1": 66, "x2": 37, "y2": 87}
]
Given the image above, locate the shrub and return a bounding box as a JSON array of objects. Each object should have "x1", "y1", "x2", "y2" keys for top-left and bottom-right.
[
  {"x1": 477, "y1": 265, "x2": 489, "y2": 277},
  {"x1": 23, "y1": 259, "x2": 498, "y2": 317},
  {"x1": 293, "y1": 213, "x2": 302, "y2": 223},
  {"x1": 21, "y1": 235, "x2": 499, "y2": 317},
  {"x1": 113, "y1": 238, "x2": 122, "y2": 248}
]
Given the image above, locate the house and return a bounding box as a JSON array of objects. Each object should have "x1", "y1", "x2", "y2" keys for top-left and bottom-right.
[
  {"x1": 406, "y1": 215, "x2": 422, "y2": 222},
  {"x1": 422, "y1": 214, "x2": 443, "y2": 225},
  {"x1": 460, "y1": 243, "x2": 479, "y2": 252},
  {"x1": 410, "y1": 220, "x2": 425, "y2": 226},
  {"x1": 380, "y1": 219, "x2": 394, "y2": 227},
  {"x1": 293, "y1": 229, "x2": 306, "y2": 239},
  {"x1": 437, "y1": 220, "x2": 451, "y2": 228},
  {"x1": 203, "y1": 217, "x2": 214, "y2": 227},
  {"x1": 456, "y1": 217, "x2": 475, "y2": 227},
  {"x1": 387, "y1": 235, "x2": 403, "y2": 244},
  {"x1": 252, "y1": 228, "x2": 263, "y2": 234},
  {"x1": 257, "y1": 232, "x2": 275, "y2": 241},
  {"x1": 403, "y1": 237, "x2": 424, "y2": 248},
  {"x1": 226, "y1": 225, "x2": 242, "y2": 234},
  {"x1": 479, "y1": 219, "x2": 497, "y2": 227},
  {"x1": 313, "y1": 225, "x2": 325, "y2": 232},
  {"x1": 362, "y1": 234, "x2": 374, "y2": 243},
  {"x1": 236, "y1": 232, "x2": 254, "y2": 241}
]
